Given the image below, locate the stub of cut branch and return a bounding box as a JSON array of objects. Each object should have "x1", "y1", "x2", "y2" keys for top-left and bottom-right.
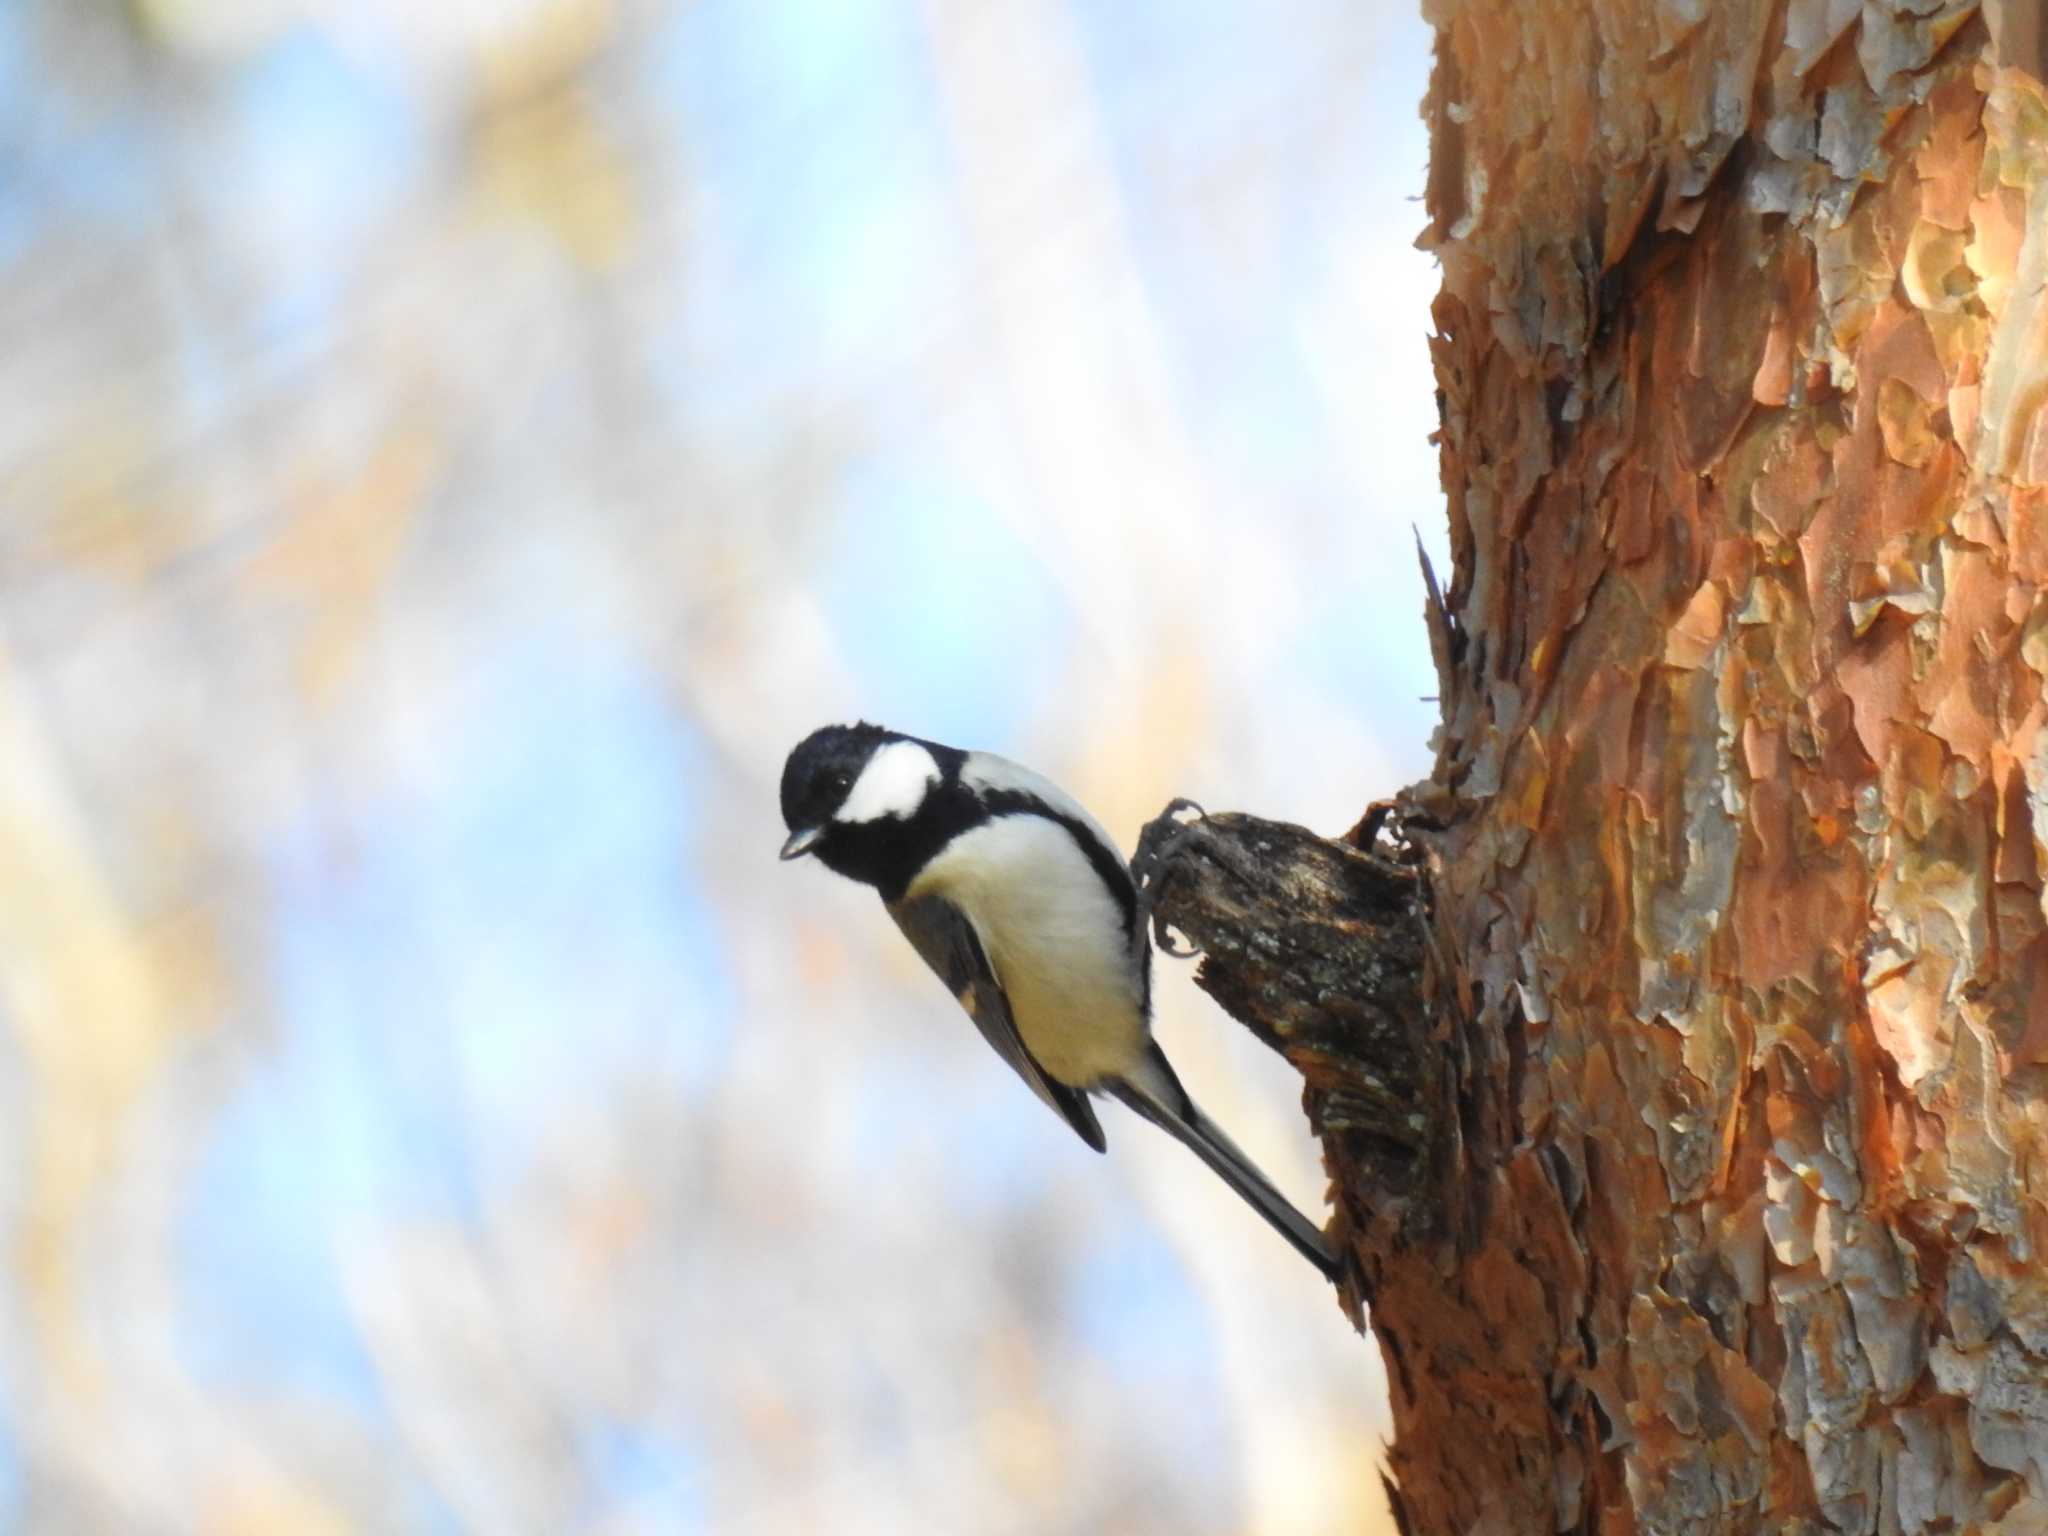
[{"x1": 1130, "y1": 802, "x2": 1442, "y2": 1271}]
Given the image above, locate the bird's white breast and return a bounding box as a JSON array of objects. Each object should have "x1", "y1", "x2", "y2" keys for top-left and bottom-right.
[{"x1": 906, "y1": 812, "x2": 1146, "y2": 1088}]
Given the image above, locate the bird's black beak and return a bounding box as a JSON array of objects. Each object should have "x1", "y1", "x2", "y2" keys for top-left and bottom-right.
[{"x1": 779, "y1": 825, "x2": 824, "y2": 861}]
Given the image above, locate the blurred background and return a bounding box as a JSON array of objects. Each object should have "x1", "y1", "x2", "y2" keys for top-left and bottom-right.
[{"x1": 0, "y1": 0, "x2": 1444, "y2": 1530}]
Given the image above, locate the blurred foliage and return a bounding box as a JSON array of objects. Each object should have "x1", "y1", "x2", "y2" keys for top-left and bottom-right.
[{"x1": 0, "y1": 0, "x2": 1437, "y2": 1530}]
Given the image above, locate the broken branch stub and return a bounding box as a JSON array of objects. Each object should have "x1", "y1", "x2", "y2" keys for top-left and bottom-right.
[{"x1": 1131, "y1": 803, "x2": 1442, "y2": 1260}]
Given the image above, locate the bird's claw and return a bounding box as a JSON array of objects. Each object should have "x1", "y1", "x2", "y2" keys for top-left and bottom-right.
[{"x1": 1131, "y1": 799, "x2": 1209, "y2": 958}]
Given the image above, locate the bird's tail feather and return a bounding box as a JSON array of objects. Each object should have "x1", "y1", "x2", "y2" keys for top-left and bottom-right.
[{"x1": 1109, "y1": 1047, "x2": 1339, "y2": 1282}]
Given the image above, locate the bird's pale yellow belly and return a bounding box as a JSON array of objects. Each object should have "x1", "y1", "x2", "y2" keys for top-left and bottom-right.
[{"x1": 906, "y1": 813, "x2": 1146, "y2": 1088}]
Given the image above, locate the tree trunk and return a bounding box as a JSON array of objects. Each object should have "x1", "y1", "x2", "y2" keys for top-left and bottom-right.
[{"x1": 1146, "y1": 4, "x2": 2048, "y2": 1532}]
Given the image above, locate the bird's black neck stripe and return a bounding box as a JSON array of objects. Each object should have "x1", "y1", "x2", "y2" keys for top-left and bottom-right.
[
  {"x1": 839, "y1": 743, "x2": 1138, "y2": 957},
  {"x1": 857, "y1": 751, "x2": 1138, "y2": 935},
  {"x1": 976, "y1": 787, "x2": 1139, "y2": 945}
]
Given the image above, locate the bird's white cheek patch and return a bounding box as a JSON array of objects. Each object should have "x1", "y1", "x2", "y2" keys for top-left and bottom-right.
[{"x1": 838, "y1": 740, "x2": 941, "y2": 823}]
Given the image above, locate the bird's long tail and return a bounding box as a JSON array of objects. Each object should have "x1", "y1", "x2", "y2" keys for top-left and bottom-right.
[{"x1": 1108, "y1": 1046, "x2": 1340, "y2": 1282}]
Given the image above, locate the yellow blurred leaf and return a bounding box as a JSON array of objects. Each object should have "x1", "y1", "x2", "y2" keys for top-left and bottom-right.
[
  {"x1": 201, "y1": 1473, "x2": 355, "y2": 1536},
  {"x1": 473, "y1": 0, "x2": 633, "y2": 268},
  {"x1": 242, "y1": 426, "x2": 436, "y2": 704},
  {"x1": 0, "y1": 645, "x2": 186, "y2": 1403}
]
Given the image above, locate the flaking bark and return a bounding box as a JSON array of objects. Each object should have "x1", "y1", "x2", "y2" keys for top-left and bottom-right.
[{"x1": 1152, "y1": 3, "x2": 2048, "y2": 1532}]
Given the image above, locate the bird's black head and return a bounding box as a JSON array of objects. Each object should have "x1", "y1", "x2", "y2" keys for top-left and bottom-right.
[
  {"x1": 778, "y1": 721, "x2": 971, "y2": 897},
  {"x1": 780, "y1": 721, "x2": 889, "y2": 847}
]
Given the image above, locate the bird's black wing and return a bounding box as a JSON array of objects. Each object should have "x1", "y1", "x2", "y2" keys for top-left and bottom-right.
[{"x1": 886, "y1": 892, "x2": 1107, "y2": 1153}]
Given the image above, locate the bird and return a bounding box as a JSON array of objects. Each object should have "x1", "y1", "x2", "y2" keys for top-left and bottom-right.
[{"x1": 779, "y1": 721, "x2": 1338, "y2": 1281}]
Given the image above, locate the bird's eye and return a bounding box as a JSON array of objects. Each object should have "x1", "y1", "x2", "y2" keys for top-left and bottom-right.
[{"x1": 828, "y1": 771, "x2": 852, "y2": 796}]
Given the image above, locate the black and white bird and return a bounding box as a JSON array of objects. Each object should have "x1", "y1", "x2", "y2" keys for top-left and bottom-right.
[{"x1": 779, "y1": 721, "x2": 1338, "y2": 1281}]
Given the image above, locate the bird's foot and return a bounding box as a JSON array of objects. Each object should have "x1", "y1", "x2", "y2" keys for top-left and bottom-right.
[{"x1": 1131, "y1": 798, "x2": 1208, "y2": 957}]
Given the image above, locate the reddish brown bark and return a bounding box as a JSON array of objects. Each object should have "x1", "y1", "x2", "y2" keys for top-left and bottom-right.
[
  {"x1": 1395, "y1": 2, "x2": 2048, "y2": 1529},
  {"x1": 1157, "y1": 5, "x2": 2048, "y2": 1533}
]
